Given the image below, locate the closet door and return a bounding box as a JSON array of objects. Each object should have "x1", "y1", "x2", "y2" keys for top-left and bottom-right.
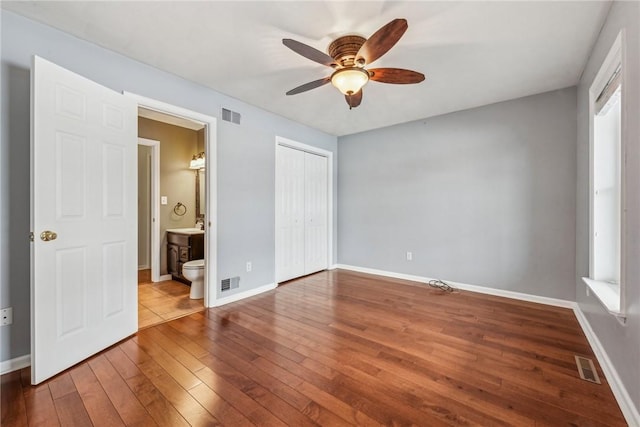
[
  {"x1": 304, "y1": 153, "x2": 328, "y2": 274},
  {"x1": 276, "y1": 145, "x2": 305, "y2": 282}
]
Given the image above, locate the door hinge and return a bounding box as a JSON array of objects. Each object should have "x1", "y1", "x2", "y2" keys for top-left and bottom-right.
[{"x1": 29, "y1": 232, "x2": 34, "y2": 242}]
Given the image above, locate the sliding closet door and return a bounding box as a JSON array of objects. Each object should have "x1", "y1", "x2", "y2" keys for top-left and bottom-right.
[
  {"x1": 276, "y1": 145, "x2": 329, "y2": 283},
  {"x1": 276, "y1": 145, "x2": 305, "y2": 282},
  {"x1": 304, "y1": 153, "x2": 328, "y2": 274}
]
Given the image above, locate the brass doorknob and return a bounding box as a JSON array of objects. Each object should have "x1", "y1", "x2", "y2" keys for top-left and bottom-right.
[{"x1": 40, "y1": 230, "x2": 57, "y2": 241}]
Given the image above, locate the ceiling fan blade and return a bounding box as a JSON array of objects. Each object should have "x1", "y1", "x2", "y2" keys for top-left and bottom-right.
[
  {"x1": 286, "y1": 77, "x2": 332, "y2": 95},
  {"x1": 368, "y1": 68, "x2": 425, "y2": 84},
  {"x1": 356, "y1": 19, "x2": 408, "y2": 65},
  {"x1": 345, "y1": 90, "x2": 363, "y2": 109},
  {"x1": 282, "y1": 39, "x2": 336, "y2": 67}
]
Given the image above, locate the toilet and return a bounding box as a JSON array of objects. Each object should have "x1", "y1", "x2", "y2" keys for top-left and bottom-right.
[{"x1": 182, "y1": 259, "x2": 205, "y2": 299}]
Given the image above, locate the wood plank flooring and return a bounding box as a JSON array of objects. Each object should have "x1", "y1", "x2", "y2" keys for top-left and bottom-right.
[
  {"x1": 2, "y1": 270, "x2": 627, "y2": 426},
  {"x1": 138, "y1": 269, "x2": 203, "y2": 329}
]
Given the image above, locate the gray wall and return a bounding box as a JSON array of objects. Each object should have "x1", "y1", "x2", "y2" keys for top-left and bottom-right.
[
  {"x1": 576, "y1": 0, "x2": 640, "y2": 415},
  {"x1": 217, "y1": 123, "x2": 276, "y2": 293},
  {"x1": 338, "y1": 87, "x2": 577, "y2": 300},
  {"x1": 0, "y1": 10, "x2": 337, "y2": 362}
]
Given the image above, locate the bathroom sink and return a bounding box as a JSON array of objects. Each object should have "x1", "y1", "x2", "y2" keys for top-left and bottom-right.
[{"x1": 166, "y1": 227, "x2": 205, "y2": 235}]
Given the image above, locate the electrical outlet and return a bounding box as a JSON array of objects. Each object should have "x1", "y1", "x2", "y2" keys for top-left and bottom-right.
[
  {"x1": 246, "y1": 262, "x2": 252, "y2": 272},
  {"x1": 406, "y1": 251, "x2": 413, "y2": 261},
  {"x1": 1, "y1": 307, "x2": 13, "y2": 326},
  {"x1": 161, "y1": 196, "x2": 168, "y2": 205}
]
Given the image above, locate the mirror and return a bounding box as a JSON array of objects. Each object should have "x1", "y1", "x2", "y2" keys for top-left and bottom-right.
[{"x1": 196, "y1": 169, "x2": 205, "y2": 218}]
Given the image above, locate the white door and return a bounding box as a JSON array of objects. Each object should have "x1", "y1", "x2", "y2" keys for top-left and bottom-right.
[
  {"x1": 304, "y1": 153, "x2": 328, "y2": 274},
  {"x1": 276, "y1": 145, "x2": 305, "y2": 282},
  {"x1": 276, "y1": 145, "x2": 328, "y2": 283},
  {"x1": 31, "y1": 56, "x2": 138, "y2": 384}
]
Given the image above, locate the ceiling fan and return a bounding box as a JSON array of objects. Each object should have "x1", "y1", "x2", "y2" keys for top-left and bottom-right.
[{"x1": 283, "y1": 18, "x2": 425, "y2": 109}]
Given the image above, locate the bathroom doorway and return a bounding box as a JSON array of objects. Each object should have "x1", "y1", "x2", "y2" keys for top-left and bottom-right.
[
  {"x1": 134, "y1": 101, "x2": 217, "y2": 329},
  {"x1": 137, "y1": 138, "x2": 161, "y2": 282}
]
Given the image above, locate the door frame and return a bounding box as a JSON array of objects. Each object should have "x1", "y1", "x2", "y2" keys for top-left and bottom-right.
[
  {"x1": 126, "y1": 92, "x2": 217, "y2": 307},
  {"x1": 137, "y1": 138, "x2": 164, "y2": 282},
  {"x1": 275, "y1": 136, "x2": 334, "y2": 283}
]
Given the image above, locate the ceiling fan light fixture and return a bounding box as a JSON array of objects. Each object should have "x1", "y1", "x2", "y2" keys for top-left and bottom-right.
[{"x1": 331, "y1": 68, "x2": 369, "y2": 95}]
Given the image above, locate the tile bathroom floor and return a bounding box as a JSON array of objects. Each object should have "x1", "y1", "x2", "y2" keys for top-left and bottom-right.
[{"x1": 137, "y1": 269, "x2": 204, "y2": 329}]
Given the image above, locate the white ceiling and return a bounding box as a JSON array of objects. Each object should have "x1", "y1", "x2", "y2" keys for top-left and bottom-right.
[{"x1": 3, "y1": 1, "x2": 610, "y2": 136}]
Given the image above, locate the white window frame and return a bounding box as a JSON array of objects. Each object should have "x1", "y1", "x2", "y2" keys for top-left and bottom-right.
[{"x1": 582, "y1": 30, "x2": 626, "y2": 322}]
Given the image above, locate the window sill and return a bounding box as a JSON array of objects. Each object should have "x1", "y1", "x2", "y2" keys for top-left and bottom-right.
[{"x1": 582, "y1": 277, "x2": 625, "y2": 321}]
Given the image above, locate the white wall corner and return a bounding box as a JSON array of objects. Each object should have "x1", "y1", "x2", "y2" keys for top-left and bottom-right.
[
  {"x1": 212, "y1": 282, "x2": 277, "y2": 307},
  {"x1": 1, "y1": 354, "x2": 31, "y2": 375},
  {"x1": 572, "y1": 306, "x2": 640, "y2": 426}
]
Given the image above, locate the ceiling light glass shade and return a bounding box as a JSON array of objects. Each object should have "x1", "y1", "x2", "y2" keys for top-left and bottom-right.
[
  {"x1": 189, "y1": 153, "x2": 205, "y2": 169},
  {"x1": 189, "y1": 157, "x2": 199, "y2": 169},
  {"x1": 331, "y1": 68, "x2": 369, "y2": 95}
]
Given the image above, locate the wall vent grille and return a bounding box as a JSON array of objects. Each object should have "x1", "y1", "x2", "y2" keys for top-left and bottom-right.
[
  {"x1": 575, "y1": 355, "x2": 601, "y2": 384},
  {"x1": 222, "y1": 108, "x2": 241, "y2": 125},
  {"x1": 221, "y1": 276, "x2": 240, "y2": 292}
]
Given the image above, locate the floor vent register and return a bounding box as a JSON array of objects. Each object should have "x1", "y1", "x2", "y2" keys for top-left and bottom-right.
[{"x1": 575, "y1": 355, "x2": 601, "y2": 384}]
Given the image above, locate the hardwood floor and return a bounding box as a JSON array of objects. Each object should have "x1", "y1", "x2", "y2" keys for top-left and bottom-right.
[
  {"x1": 2, "y1": 270, "x2": 627, "y2": 426},
  {"x1": 137, "y1": 269, "x2": 203, "y2": 329}
]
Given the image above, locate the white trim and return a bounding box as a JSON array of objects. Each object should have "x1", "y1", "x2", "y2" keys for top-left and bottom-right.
[
  {"x1": 125, "y1": 92, "x2": 215, "y2": 127},
  {"x1": 159, "y1": 274, "x2": 172, "y2": 282},
  {"x1": 275, "y1": 136, "x2": 334, "y2": 284},
  {"x1": 573, "y1": 306, "x2": 640, "y2": 426},
  {"x1": 581, "y1": 277, "x2": 624, "y2": 318},
  {"x1": 137, "y1": 138, "x2": 160, "y2": 283},
  {"x1": 137, "y1": 265, "x2": 150, "y2": 270},
  {"x1": 125, "y1": 92, "x2": 218, "y2": 308},
  {"x1": 212, "y1": 283, "x2": 277, "y2": 307},
  {"x1": 328, "y1": 264, "x2": 339, "y2": 270},
  {"x1": 587, "y1": 30, "x2": 626, "y2": 318},
  {"x1": 336, "y1": 264, "x2": 575, "y2": 308},
  {"x1": 1, "y1": 354, "x2": 31, "y2": 375}
]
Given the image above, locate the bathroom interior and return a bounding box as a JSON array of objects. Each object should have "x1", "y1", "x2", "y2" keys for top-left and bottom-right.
[{"x1": 137, "y1": 108, "x2": 207, "y2": 328}]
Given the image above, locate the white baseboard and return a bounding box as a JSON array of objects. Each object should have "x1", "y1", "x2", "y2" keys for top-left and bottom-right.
[
  {"x1": 1, "y1": 354, "x2": 30, "y2": 375},
  {"x1": 328, "y1": 264, "x2": 338, "y2": 270},
  {"x1": 336, "y1": 264, "x2": 575, "y2": 308},
  {"x1": 336, "y1": 263, "x2": 639, "y2": 425},
  {"x1": 159, "y1": 274, "x2": 172, "y2": 282},
  {"x1": 212, "y1": 282, "x2": 277, "y2": 307},
  {"x1": 573, "y1": 306, "x2": 640, "y2": 426},
  {"x1": 138, "y1": 265, "x2": 150, "y2": 270},
  {"x1": 4, "y1": 266, "x2": 637, "y2": 425}
]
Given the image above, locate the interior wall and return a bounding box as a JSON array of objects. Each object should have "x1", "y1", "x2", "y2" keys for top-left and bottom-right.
[
  {"x1": 197, "y1": 128, "x2": 205, "y2": 153},
  {"x1": 216, "y1": 122, "x2": 276, "y2": 294},
  {"x1": 338, "y1": 87, "x2": 577, "y2": 300},
  {"x1": 137, "y1": 145, "x2": 152, "y2": 269},
  {"x1": 0, "y1": 10, "x2": 337, "y2": 363},
  {"x1": 575, "y1": 0, "x2": 640, "y2": 417},
  {"x1": 138, "y1": 117, "x2": 198, "y2": 275}
]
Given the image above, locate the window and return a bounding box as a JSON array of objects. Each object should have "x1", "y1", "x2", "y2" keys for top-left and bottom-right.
[{"x1": 583, "y1": 31, "x2": 625, "y2": 321}]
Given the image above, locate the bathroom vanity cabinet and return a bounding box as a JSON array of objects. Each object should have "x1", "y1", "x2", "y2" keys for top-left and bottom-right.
[{"x1": 167, "y1": 230, "x2": 204, "y2": 284}]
